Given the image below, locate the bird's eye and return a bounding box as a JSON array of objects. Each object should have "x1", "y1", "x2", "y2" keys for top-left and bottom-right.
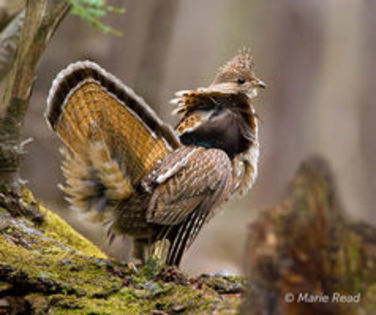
[{"x1": 237, "y1": 78, "x2": 246, "y2": 84}]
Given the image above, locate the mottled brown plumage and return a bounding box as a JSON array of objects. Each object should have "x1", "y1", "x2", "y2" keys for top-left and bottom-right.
[
  {"x1": 46, "y1": 49, "x2": 264, "y2": 266},
  {"x1": 173, "y1": 48, "x2": 265, "y2": 197}
]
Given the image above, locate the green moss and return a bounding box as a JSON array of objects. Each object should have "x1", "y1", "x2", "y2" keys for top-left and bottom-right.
[
  {"x1": 345, "y1": 232, "x2": 364, "y2": 293},
  {"x1": 15, "y1": 185, "x2": 106, "y2": 258},
  {"x1": 197, "y1": 275, "x2": 246, "y2": 294},
  {"x1": 0, "y1": 187, "x2": 244, "y2": 313},
  {"x1": 140, "y1": 257, "x2": 164, "y2": 280},
  {"x1": 39, "y1": 204, "x2": 107, "y2": 259},
  {"x1": 364, "y1": 284, "x2": 376, "y2": 314}
]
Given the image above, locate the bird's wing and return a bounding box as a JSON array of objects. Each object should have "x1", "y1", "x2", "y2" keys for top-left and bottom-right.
[
  {"x1": 141, "y1": 146, "x2": 232, "y2": 266},
  {"x1": 142, "y1": 146, "x2": 232, "y2": 225},
  {"x1": 46, "y1": 61, "x2": 180, "y2": 218}
]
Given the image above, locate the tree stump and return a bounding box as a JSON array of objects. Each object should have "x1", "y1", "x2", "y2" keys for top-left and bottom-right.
[{"x1": 243, "y1": 157, "x2": 376, "y2": 315}]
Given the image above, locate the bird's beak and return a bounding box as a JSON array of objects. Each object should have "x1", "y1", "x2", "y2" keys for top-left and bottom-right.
[
  {"x1": 248, "y1": 78, "x2": 266, "y2": 99},
  {"x1": 254, "y1": 78, "x2": 266, "y2": 89}
]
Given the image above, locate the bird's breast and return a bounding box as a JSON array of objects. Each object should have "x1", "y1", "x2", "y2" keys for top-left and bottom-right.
[{"x1": 179, "y1": 110, "x2": 255, "y2": 159}]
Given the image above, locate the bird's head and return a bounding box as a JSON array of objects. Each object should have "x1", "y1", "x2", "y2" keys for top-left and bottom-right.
[{"x1": 210, "y1": 48, "x2": 266, "y2": 98}]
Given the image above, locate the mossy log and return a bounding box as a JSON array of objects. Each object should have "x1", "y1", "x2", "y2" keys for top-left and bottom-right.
[
  {"x1": 243, "y1": 157, "x2": 376, "y2": 315},
  {"x1": 1, "y1": 157, "x2": 376, "y2": 314},
  {"x1": 0, "y1": 186, "x2": 244, "y2": 314}
]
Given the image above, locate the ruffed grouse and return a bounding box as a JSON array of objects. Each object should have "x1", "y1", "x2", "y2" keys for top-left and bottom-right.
[{"x1": 46, "y1": 49, "x2": 265, "y2": 266}]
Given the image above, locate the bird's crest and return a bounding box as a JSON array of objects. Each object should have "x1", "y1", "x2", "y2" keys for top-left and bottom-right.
[{"x1": 220, "y1": 47, "x2": 254, "y2": 74}]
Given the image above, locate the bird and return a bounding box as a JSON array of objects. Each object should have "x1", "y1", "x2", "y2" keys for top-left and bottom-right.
[{"x1": 45, "y1": 48, "x2": 265, "y2": 266}]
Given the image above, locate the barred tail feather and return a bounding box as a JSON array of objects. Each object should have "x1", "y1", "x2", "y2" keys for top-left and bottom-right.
[
  {"x1": 46, "y1": 61, "x2": 181, "y2": 220},
  {"x1": 153, "y1": 209, "x2": 208, "y2": 266},
  {"x1": 59, "y1": 143, "x2": 133, "y2": 222}
]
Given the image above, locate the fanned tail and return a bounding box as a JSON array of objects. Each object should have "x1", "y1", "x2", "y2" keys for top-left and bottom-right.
[{"x1": 46, "y1": 61, "x2": 180, "y2": 220}]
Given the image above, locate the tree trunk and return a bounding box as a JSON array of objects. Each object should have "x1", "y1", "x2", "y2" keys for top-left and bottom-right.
[
  {"x1": 0, "y1": 0, "x2": 70, "y2": 189},
  {"x1": 134, "y1": 0, "x2": 180, "y2": 109}
]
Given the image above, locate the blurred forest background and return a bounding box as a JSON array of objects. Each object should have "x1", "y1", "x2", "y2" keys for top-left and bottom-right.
[{"x1": 18, "y1": 0, "x2": 375, "y2": 275}]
